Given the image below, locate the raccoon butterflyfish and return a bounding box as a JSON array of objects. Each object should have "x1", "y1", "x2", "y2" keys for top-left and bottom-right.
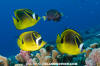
[
  {"x1": 43, "y1": 9, "x2": 63, "y2": 22},
  {"x1": 17, "y1": 31, "x2": 46, "y2": 51},
  {"x1": 56, "y1": 29, "x2": 86, "y2": 55},
  {"x1": 13, "y1": 9, "x2": 40, "y2": 30}
]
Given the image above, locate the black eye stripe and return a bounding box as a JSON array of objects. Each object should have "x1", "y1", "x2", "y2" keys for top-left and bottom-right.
[
  {"x1": 82, "y1": 45, "x2": 85, "y2": 49},
  {"x1": 38, "y1": 38, "x2": 42, "y2": 45},
  {"x1": 81, "y1": 45, "x2": 85, "y2": 52},
  {"x1": 35, "y1": 15, "x2": 38, "y2": 20}
]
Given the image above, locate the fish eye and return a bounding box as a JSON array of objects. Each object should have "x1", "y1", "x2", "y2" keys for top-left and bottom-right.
[
  {"x1": 16, "y1": 18, "x2": 19, "y2": 22},
  {"x1": 22, "y1": 39, "x2": 24, "y2": 44},
  {"x1": 32, "y1": 13, "x2": 36, "y2": 19},
  {"x1": 61, "y1": 36, "x2": 64, "y2": 43},
  {"x1": 61, "y1": 38, "x2": 63, "y2": 43}
]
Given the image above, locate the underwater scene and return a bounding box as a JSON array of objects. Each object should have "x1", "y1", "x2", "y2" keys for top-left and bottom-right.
[{"x1": 0, "y1": 0, "x2": 100, "y2": 66}]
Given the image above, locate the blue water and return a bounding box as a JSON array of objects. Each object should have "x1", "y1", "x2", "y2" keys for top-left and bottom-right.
[{"x1": 0, "y1": 0, "x2": 100, "y2": 57}]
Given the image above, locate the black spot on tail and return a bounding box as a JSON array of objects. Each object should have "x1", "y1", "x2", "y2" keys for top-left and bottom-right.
[{"x1": 38, "y1": 38, "x2": 42, "y2": 45}]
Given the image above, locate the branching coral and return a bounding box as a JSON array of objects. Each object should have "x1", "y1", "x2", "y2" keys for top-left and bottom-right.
[
  {"x1": 15, "y1": 50, "x2": 32, "y2": 64},
  {"x1": 32, "y1": 47, "x2": 59, "y2": 66},
  {"x1": 0, "y1": 56, "x2": 8, "y2": 66}
]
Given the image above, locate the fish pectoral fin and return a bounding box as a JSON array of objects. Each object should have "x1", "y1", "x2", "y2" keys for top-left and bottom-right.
[{"x1": 56, "y1": 34, "x2": 61, "y2": 43}]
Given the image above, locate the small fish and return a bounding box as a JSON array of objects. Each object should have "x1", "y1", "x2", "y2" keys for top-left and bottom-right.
[
  {"x1": 43, "y1": 9, "x2": 63, "y2": 22},
  {"x1": 56, "y1": 29, "x2": 86, "y2": 55},
  {"x1": 12, "y1": 9, "x2": 40, "y2": 30},
  {"x1": 17, "y1": 31, "x2": 46, "y2": 51}
]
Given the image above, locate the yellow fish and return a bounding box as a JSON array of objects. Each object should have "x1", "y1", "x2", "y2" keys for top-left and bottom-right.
[
  {"x1": 13, "y1": 9, "x2": 40, "y2": 30},
  {"x1": 56, "y1": 29, "x2": 86, "y2": 55},
  {"x1": 17, "y1": 31, "x2": 46, "y2": 51}
]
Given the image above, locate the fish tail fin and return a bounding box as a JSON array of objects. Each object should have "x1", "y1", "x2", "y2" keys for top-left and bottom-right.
[
  {"x1": 42, "y1": 16, "x2": 47, "y2": 21},
  {"x1": 56, "y1": 34, "x2": 61, "y2": 44},
  {"x1": 61, "y1": 13, "x2": 64, "y2": 16},
  {"x1": 12, "y1": 17, "x2": 17, "y2": 25}
]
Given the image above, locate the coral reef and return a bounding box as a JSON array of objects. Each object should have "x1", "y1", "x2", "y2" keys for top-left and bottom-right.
[
  {"x1": 15, "y1": 50, "x2": 32, "y2": 65},
  {"x1": 14, "y1": 64, "x2": 24, "y2": 66},
  {"x1": 0, "y1": 56, "x2": 8, "y2": 66},
  {"x1": 14, "y1": 44, "x2": 88, "y2": 66},
  {"x1": 7, "y1": 57, "x2": 17, "y2": 66},
  {"x1": 85, "y1": 48, "x2": 100, "y2": 66},
  {"x1": 15, "y1": 45, "x2": 59, "y2": 66},
  {"x1": 5, "y1": 43, "x2": 100, "y2": 66},
  {"x1": 34, "y1": 48, "x2": 58, "y2": 66},
  {"x1": 0, "y1": 60, "x2": 4, "y2": 66},
  {"x1": 85, "y1": 43, "x2": 100, "y2": 66},
  {"x1": 73, "y1": 56, "x2": 86, "y2": 66},
  {"x1": 85, "y1": 43, "x2": 100, "y2": 57},
  {"x1": 14, "y1": 44, "x2": 92, "y2": 66}
]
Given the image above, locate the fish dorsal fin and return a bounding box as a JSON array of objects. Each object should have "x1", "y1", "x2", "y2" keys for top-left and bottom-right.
[
  {"x1": 56, "y1": 34, "x2": 61, "y2": 43},
  {"x1": 24, "y1": 9, "x2": 33, "y2": 15}
]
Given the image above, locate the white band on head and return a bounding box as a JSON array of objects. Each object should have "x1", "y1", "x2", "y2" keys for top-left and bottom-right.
[
  {"x1": 79, "y1": 43, "x2": 84, "y2": 50},
  {"x1": 36, "y1": 37, "x2": 41, "y2": 45},
  {"x1": 32, "y1": 13, "x2": 36, "y2": 19}
]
